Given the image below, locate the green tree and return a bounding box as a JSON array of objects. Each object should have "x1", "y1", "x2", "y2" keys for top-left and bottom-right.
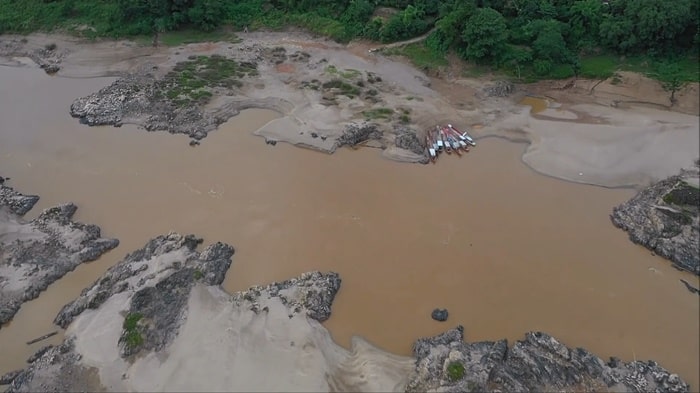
[
  {"x1": 499, "y1": 44, "x2": 532, "y2": 79},
  {"x1": 461, "y1": 7, "x2": 508, "y2": 62},
  {"x1": 566, "y1": 0, "x2": 603, "y2": 50},
  {"x1": 656, "y1": 62, "x2": 689, "y2": 105},
  {"x1": 599, "y1": 0, "x2": 696, "y2": 53},
  {"x1": 523, "y1": 19, "x2": 575, "y2": 65},
  {"x1": 340, "y1": 0, "x2": 374, "y2": 38},
  {"x1": 431, "y1": 2, "x2": 476, "y2": 50},
  {"x1": 187, "y1": 0, "x2": 225, "y2": 31}
]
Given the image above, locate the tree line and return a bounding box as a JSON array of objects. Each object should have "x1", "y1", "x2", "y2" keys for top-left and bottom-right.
[{"x1": 1, "y1": 0, "x2": 698, "y2": 80}]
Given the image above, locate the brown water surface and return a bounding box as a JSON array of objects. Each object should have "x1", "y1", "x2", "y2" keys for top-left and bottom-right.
[{"x1": 0, "y1": 66, "x2": 698, "y2": 389}]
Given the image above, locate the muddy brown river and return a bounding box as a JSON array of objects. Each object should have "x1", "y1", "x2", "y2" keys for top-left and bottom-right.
[{"x1": 1, "y1": 65, "x2": 698, "y2": 389}]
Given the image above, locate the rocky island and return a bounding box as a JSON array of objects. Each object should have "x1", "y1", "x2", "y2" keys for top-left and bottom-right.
[{"x1": 611, "y1": 162, "x2": 700, "y2": 278}]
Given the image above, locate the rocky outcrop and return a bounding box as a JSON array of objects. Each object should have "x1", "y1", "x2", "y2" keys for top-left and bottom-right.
[
  {"x1": 0, "y1": 181, "x2": 119, "y2": 327},
  {"x1": 394, "y1": 126, "x2": 426, "y2": 156},
  {"x1": 611, "y1": 166, "x2": 699, "y2": 275},
  {"x1": 5, "y1": 233, "x2": 348, "y2": 391},
  {"x1": 0, "y1": 38, "x2": 65, "y2": 75},
  {"x1": 0, "y1": 181, "x2": 39, "y2": 216},
  {"x1": 69, "y1": 74, "x2": 220, "y2": 140},
  {"x1": 336, "y1": 122, "x2": 383, "y2": 148},
  {"x1": 407, "y1": 326, "x2": 689, "y2": 393},
  {"x1": 69, "y1": 55, "x2": 262, "y2": 142},
  {"x1": 1, "y1": 339, "x2": 105, "y2": 392},
  {"x1": 54, "y1": 233, "x2": 233, "y2": 356}
]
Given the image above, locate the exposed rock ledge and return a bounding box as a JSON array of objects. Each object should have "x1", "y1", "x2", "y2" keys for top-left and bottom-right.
[
  {"x1": 611, "y1": 164, "x2": 700, "y2": 275},
  {"x1": 1, "y1": 232, "x2": 689, "y2": 392},
  {"x1": 0, "y1": 180, "x2": 119, "y2": 328}
]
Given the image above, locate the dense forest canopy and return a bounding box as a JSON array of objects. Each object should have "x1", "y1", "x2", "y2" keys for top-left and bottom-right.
[{"x1": 0, "y1": 0, "x2": 698, "y2": 80}]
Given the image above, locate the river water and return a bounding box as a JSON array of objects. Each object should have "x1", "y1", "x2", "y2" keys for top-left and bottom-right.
[{"x1": 0, "y1": 65, "x2": 698, "y2": 389}]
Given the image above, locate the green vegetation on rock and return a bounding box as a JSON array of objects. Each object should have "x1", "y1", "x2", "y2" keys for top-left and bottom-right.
[
  {"x1": 160, "y1": 55, "x2": 257, "y2": 106},
  {"x1": 362, "y1": 107, "x2": 393, "y2": 120},
  {"x1": 663, "y1": 183, "x2": 700, "y2": 207},
  {"x1": 122, "y1": 312, "x2": 143, "y2": 349},
  {"x1": 446, "y1": 361, "x2": 465, "y2": 382}
]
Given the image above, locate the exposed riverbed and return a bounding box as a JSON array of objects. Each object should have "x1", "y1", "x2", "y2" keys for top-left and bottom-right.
[{"x1": 0, "y1": 62, "x2": 698, "y2": 391}]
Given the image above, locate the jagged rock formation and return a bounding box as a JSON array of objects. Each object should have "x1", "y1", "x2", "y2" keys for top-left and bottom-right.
[
  {"x1": 0, "y1": 181, "x2": 119, "y2": 327},
  {"x1": 611, "y1": 165, "x2": 700, "y2": 275},
  {"x1": 0, "y1": 181, "x2": 39, "y2": 216},
  {"x1": 69, "y1": 74, "x2": 223, "y2": 140},
  {"x1": 337, "y1": 122, "x2": 383, "y2": 147},
  {"x1": 406, "y1": 326, "x2": 689, "y2": 392}
]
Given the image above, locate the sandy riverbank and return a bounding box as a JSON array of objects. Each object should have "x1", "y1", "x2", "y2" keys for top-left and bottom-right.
[{"x1": 2, "y1": 31, "x2": 697, "y2": 187}]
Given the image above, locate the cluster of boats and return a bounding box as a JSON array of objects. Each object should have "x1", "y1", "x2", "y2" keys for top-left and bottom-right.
[{"x1": 426, "y1": 124, "x2": 476, "y2": 162}]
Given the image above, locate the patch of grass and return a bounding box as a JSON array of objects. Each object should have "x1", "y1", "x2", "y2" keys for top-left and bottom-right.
[
  {"x1": 162, "y1": 55, "x2": 257, "y2": 106},
  {"x1": 325, "y1": 65, "x2": 361, "y2": 79},
  {"x1": 579, "y1": 54, "x2": 699, "y2": 82},
  {"x1": 384, "y1": 42, "x2": 448, "y2": 70},
  {"x1": 579, "y1": 55, "x2": 617, "y2": 79},
  {"x1": 663, "y1": 184, "x2": 700, "y2": 206},
  {"x1": 362, "y1": 107, "x2": 394, "y2": 120},
  {"x1": 446, "y1": 361, "x2": 465, "y2": 382},
  {"x1": 122, "y1": 312, "x2": 143, "y2": 349},
  {"x1": 193, "y1": 269, "x2": 204, "y2": 280},
  {"x1": 549, "y1": 63, "x2": 576, "y2": 79},
  {"x1": 322, "y1": 78, "x2": 361, "y2": 98}
]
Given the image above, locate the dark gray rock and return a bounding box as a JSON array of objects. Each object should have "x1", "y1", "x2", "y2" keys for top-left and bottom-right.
[
  {"x1": 9, "y1": 232, "x2": 342, "y2": 391},
  {"x1": 0, "y1": 369, "x2": 22, "y2": 385},
  {"x1": 231, "y1": 270, "x2": 341, "y2": 322},
  {"x1": 611, "y1": 166, "x2": 699, "y2": 275},
  {"x1": 0, "y1": 183, "x2": 119, "y2": 327},
  {"x1": 5, "y1": 339, "x2": 105, "y2": 393},
  {"x1": 69, "y1": 56, "x2": 260, "y2": 144},
  {"x1": 431, "y1": 308, "x2": 448, "y2": 322},
  {"x1": 407, "y1": 326, "x2": 689, "y2": 392},
  {"x1": 26, "y1": 345, "x2": 54, "y2": 364},
  {"x1": 483, "y1": 81, "x2": 515, "y2": 97},
  {"x1": 54, "y1": 233, "x2": 233, "y2": 362},
  {"x1": 336, "y1": 123, "x2": 382, "y2": 148},
  {"x1": 0, "y1": 182, "x2": 39, "y2": 216},
  {"x1": 394, "y1": 126, "x2": 425, "y2": 156}
]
